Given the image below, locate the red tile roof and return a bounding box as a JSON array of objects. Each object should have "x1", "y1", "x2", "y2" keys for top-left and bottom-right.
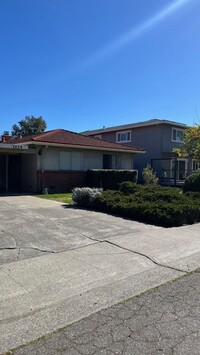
[{"x1": 9, "y1": 129, "x2": 144, "y2": 153}]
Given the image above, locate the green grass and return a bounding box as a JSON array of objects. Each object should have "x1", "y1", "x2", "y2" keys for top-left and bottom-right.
[{"x1": 37, "y1": 193, "x2": 73, "y2": 204}]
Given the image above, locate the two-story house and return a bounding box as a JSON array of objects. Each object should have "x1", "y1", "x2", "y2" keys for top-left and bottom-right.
[{"x1": 82, "y1": 119, "x2": 199, "y2": 185}]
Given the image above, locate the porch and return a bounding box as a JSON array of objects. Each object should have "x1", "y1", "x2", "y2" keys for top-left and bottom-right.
[
  {"x1": 151, "y1": 157, "x2": 200, "y2": 186},
  {"x1": 0, "y1": 146, "x2": 37, "y2": 193}
]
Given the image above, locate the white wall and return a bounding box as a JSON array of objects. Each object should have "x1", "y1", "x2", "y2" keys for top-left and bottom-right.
[
  {"x1": 119, "y1": 154, "x2": 133, "y2": 169},
  {"x1": 38, "y1": 147, "x2": 134, "y2": 171}
]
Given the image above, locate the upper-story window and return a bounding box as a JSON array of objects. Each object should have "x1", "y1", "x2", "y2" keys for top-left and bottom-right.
[
  {"x1": 171, "y1": 128, "x2": 184, "y2": 143},
  {"x1": 116, "y1": 130, "x2": 131, "y2": 143},
  {"x1": 94, "y1": 134, "x2": 102, "y2": 139}
]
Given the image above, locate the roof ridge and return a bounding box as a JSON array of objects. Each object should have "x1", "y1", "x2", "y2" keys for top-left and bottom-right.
[
  {"x1": 81, "y1": 118, "x2": 187, "y2": 135},
  {"x1": 33, "y1": 129, "x2": 62, "y2": 140}
]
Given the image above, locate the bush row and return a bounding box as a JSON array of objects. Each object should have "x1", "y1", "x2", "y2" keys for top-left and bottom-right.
[
  {"x1": 87, "y1": 169, "x2": 138, "y2": 190},
  {"x1": 94, "y1": 190, "x2": 200, "y2": 228},
  {"x1": 72, "y1": 183, "x2": 200, "y2": 228}
]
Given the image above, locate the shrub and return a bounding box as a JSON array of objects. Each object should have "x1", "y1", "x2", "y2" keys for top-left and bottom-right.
[
  {"x1": 142, "y1": 166, "x2": 159, "y2": 185},
  {"x1": 119, "y1": 182, "x2": 182, "y2": 202},
  {"x1": 185, "y1": 191, "x2": 200, "y2": 200},
  {"x1": 92, "y1": 188, "x2": 200, "y2": 227},
  {"x1": 87, "y1": 169, "x2": 138, "y2": 190},
  {"x1": 73, "y1": 184, "x2": 200, "y2": 227},
  {"x1": 119, "y1": 181, "x2": 138, "y2": 194},
  {"x1": 183, "y1": 172, "x2": 200, "y2": 192},
  {"x1": 72, "y1": 187, "x2": 103, "y2": 207}
]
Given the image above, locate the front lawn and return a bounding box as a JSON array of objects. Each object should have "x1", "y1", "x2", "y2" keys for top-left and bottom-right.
[{"x1": 38, "y1": 193, "x2": 73, "y2": 204}]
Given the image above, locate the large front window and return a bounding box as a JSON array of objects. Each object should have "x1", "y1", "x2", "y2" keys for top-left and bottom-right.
[
  {"x1": 116, "y1": 131, "x2": 131, "y2": 143},
  {"x1": 172, "y1": 128, "x2": 184, "y2": 142}
]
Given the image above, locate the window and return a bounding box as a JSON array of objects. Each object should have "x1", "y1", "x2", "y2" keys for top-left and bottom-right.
[
  {"x1": 172, "y1": 128, "x2": 184, "y2": 142},
  {"x1": 94, "y1": 134, "x2": 102, "y2": 139},
  {"x1": 59, "y1": 151, "x2": 82, "y2": 170},
  {"x1": 71, "y1": 152, "x2": 82, "y2": 170},
  {"x1": 60, "y1": 152, "x2": 70, "y2": 170},
  {"x1": 43, "y1": 150, "x2": 59, "y2": 170},
  {"x1": 114, "y1": 155, "x2": 120, "y2": 169},
  {"x1": 116, "y1": 131, "x2": 131, "y2": 143}
]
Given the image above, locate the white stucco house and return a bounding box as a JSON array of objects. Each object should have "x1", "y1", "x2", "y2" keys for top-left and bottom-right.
[{"x1": 0, "y1": 129, "x2": 145, "y2": 193}]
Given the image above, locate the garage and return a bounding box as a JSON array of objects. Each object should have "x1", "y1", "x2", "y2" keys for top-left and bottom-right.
[{"x1": 0, "y1": 143, "x2": 37, "y2": 193}]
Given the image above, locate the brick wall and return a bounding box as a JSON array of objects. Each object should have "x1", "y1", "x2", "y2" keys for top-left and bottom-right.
[{"x1": 37, "y1": 170, "x2": 87, "y2": 193}]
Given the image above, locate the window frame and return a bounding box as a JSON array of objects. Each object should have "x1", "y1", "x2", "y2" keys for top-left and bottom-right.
[
  {"x1": 171, "y1": 128, "x2": 184, "y2": 143},
  {"x1": 116, "y1": 130, "x2": 131, "y2": 143},
  {"x1": 94, "y1": 134, "x2": 102, "y2": 139}
]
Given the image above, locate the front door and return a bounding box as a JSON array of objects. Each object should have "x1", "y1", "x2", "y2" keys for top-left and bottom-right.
[{"x1": 103, "y1": 154, "x2": 112, "y2": 169}]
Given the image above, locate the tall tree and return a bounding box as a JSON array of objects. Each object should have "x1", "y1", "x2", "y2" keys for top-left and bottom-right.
[
  {"x1": 11, "y1": 116, "x2": 47, "y2": 137},
  {"x1": 173, "y1": 124, "x2": 200, "y2": 160}
]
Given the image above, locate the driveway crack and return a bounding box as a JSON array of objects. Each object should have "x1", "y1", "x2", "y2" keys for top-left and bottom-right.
[
  {"x1": 104, "y1": 240, "x2": 188, "y2": 274},
  {"x1": 81, "y1": 234, "x2": 188, "y2": 274}
]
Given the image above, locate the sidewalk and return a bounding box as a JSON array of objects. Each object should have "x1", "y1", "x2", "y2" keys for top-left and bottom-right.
[
  {"x1": 0, "y1": 196, "x2": 200, "y2": 353},
  {"x1": 6, "y1": 269, "x2": 200, "y2": 355}
]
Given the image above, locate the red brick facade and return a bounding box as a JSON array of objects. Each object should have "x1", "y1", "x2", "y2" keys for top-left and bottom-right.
[{"x1": 37, "y1": 170, "x2": 87, "y2": 193}]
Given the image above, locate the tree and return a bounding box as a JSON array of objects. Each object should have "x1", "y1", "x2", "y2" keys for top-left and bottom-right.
[
  {"x1": 11, "y1": 116, "x2": 47, "y2": 137},
  {"x1": 173, "y1": 124, "x2": 200, "y2": 161}
]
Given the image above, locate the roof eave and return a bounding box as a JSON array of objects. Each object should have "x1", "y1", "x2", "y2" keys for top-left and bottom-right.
[
  {"x1": 82, "y1": 121, "x2": 187, "y2": 135},
  {"x1": 15, "y1": 141, "x2": 145, "y2": 154}
]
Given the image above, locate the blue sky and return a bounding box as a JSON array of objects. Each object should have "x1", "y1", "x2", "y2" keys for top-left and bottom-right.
[{"x1": 0, "y1": 0, "x2": 200, "y2": 134}]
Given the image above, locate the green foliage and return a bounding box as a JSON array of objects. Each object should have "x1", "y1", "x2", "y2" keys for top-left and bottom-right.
[
  {"x1": 119, "y1": 182, "x2": 181, "y2": 201},
  {"x1": 87, "y1": 169, "x2": 138, "y2": 190},
  {"x1": 173, "y1": 124, "x2": 200, "y2": 160},
  {"x1": 185, "y1": 191, "x2": 200, "y2": 199},
  {"x1": 11, "y1": 116, "x2": 47, "y2": 137},
  {"x1": 183, "y1": 172, "x2": 200, "y2": 192},
  {"x1": 119, "y1": 181, "x2": 138, "y2": 194},
  {"x1": 78, "y1": 183, "x2": 200, "y2": 227},
  {"x1": 142, "y1": 166, "x2": 159, "y2": 185}
]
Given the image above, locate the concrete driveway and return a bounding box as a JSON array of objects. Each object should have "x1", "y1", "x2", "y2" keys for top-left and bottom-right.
[{"x1": 0, "y1": 195, "x2": 200, "y2": 353}]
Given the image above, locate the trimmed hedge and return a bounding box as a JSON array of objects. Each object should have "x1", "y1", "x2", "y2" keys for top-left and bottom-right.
[
  {"x1": 87, "y1": 169, "x2": 138, "y2": 190},
  {"x1": 75, "y1": 183, "x2": 200, "y2": 228},
  {"x1": 183, "y1": 172, "x2": 200, "y2": 192}
]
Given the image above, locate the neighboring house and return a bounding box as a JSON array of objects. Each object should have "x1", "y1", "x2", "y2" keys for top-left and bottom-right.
[
  {"x1": 0, "y1": 129, "x2": 144, "y2": 193},
  {"x1": 82, "y1": 119, "x2": 200, "y2": 184}
]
